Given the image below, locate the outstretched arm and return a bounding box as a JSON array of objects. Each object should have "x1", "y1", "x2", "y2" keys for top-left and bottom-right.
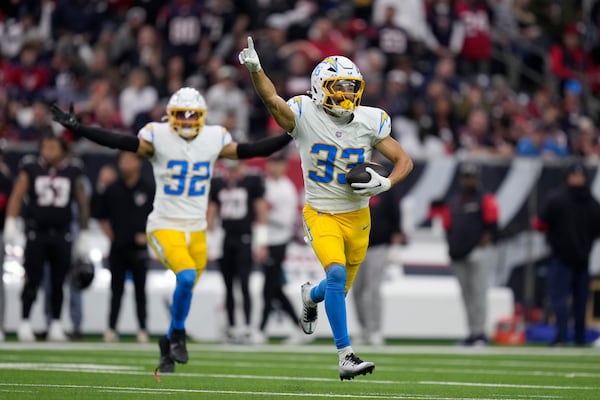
[
  {"x1": 50, "y1": 103, "x2": 154, "y2": 157},
  {"x1": 239, "y1": 36, "x2": 296, "y2": 133},
  {"x1": 220, "y1": 132, "x2": 293, "y2": 159}
]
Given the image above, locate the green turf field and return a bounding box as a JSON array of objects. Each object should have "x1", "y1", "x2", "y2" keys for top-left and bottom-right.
[{"x1": 0, "y1": 340, "x2": 598, "y2": 399}]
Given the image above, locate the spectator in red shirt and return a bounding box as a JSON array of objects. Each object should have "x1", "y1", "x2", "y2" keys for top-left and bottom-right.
[
  {"x1": 549, "y1": 24, "x2": 585, "y2": 94},
  {"x1": 454, "y1": 0, "x2": 492, "y2": 76},
  {"x1": 9, "y1": 41, "x2": 50, "y2": 101}
]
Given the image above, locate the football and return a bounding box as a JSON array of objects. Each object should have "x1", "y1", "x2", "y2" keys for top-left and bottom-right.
[{"x1": 346, "y1": 162, "x2": 390, "y2": 185}]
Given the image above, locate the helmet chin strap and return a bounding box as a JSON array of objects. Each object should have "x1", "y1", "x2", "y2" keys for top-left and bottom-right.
[{"x1": 323, "y1": 106, "x2": 354, "y2": 123}]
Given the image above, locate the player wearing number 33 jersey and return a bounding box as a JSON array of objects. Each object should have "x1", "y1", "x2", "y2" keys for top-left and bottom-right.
[
  {"x1": 50, "y1": 87, "x2": 292, "y2": 373},
  {"x1": 287, "y1": 95, "x2": 390, "y2": 214},
  {"x1": 240, "y1": 36, "x2": 413, "y2": 379}
]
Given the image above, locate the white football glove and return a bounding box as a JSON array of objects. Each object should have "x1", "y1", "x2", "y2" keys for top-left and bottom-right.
[
  {"x1": 351, "y1": 167, "x2": 392, "y2": 197},
  {"x1": 74, "y1": 229, "x2": 92, "y2": 260},
  {"x1": 238, "y1": 36, "x2": 262, "y2": 72},
  {"x1": 3, "y1": 217, "x2": 20, "y2": 246}
]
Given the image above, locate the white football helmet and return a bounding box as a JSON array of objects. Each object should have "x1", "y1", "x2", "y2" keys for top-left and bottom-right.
[
  {"x1": 310, "y1": 56, "x2": 364, "y2": 118},
  {"x1": 166, "y1": 87, "x2": 207, "y2": 138}
]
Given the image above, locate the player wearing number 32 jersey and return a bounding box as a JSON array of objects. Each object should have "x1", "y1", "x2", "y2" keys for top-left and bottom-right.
[
  {"x1": 239, "y1": 36, "x2": 413, "y2": 380},
  {"x1": 50, "y1": 87, "x2": 292, "y2": 373},
  {"x1": 137, "y1": 121, "x2": 227, "y2": 233}
]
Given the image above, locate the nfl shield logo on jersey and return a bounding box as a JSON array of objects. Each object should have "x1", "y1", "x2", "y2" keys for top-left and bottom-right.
[{"x1": 335, "y1": 131, "x2": 343, "y2": 138}]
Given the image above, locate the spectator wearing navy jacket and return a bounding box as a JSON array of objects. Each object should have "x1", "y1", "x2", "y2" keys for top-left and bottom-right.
[
  {"x1": 429, "y1": 162, "x2": 499, "y2": 346},
  {"x1": 532, "y1": 161, "x2": 600, "y2": 346}
]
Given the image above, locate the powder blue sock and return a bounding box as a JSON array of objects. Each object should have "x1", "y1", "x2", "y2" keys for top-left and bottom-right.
[
  {"x1": 310, "y1": 278, "x2": 327, "y2": 303},
  {"x1": 167, "y1": 269, "x2": 197, "y2": 338},
  {"x1": 323, "y1": 264, "x2": 350, "y2": 349}
]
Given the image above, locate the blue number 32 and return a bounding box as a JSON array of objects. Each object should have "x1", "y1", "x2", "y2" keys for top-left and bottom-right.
[{"x1": 164, "y1": 160, "x2": 210, "y2": 196}]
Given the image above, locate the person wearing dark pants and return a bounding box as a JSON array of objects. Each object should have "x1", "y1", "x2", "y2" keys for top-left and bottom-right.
[
  {"x1": 3, "y1": 133, "x2": 90, "y2": 342},
  {"x1": 260, "y1": 244, "x2": 297, "y2": 333},
  {"x1": 106, "y1": 250, "x2": 149, "y2": 342},
  {"x1": 0, "y1": 152, "x2": 12, "y2": 342},
  {"x1": 533, "y1": 161, "x2": 600, "y2": 346},
  {"x1": 209, "y1": 159, "x2": 268, "y2": 344},
  {"x1": 429, "y1": 162, "x2": 499, "y2": 346},
  {"x1": 98, "y1": 151, "x2": 154, "y2": 343}
]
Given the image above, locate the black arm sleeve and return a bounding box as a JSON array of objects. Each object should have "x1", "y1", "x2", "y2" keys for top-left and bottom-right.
[
  {"x1": 236, "y1": 133, "x2": 292, "y2": 159},
  {"x1": 74, "y1": 125, "x2": 140, "y2": 153}
]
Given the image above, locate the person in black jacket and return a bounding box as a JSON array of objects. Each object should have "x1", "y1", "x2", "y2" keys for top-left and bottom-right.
[
  {"x1": 4, "y1": 133, "x2": 91, "y2": 342},
  {"x1": 429, "y1": 162, "x2": 499, "y2": 346},
  {"x1": 0, "y1": 150, "x2": 12, "y2": 342},
  {"x1": 208, "y1": 159, "x2": 268, "y2": 344},
  {"x1": 98, "y1": 151, "x2": 154, "y2": 343},
  {"x1": 533, "y1": 161, "x2": 600, "y2": 346},
  {"x1": 352, "y1": 180, "x2": 405, "y2": 346}
]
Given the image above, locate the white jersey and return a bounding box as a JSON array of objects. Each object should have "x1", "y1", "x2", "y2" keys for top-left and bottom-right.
[
  {"x1": 265, "y1": 175, "x2": 298, "y2": 245},
  {"x1": 287, "y1": 95, "x2": 391, "y2": 213},
  {"x1": 138, "y1": 122, "x2": 232, "y2": 232}
]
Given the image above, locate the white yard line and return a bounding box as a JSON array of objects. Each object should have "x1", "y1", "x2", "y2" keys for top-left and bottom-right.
[
  {"x1": 419, "y1": 381, "x2": 598, "y2": 390},
  {"x1": 0, "y1": 383, "x2": 569, "y2": 400},
  {"x1": 0, "y1": 342, "x2": 598, "y2": 358},
  {"x1": 1, "y1": 362, "x2": 599, "y2": 392}
]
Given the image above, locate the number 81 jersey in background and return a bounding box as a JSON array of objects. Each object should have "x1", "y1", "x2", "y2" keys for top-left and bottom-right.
[
  {"x1": 287, "y1": 95, "x2": 391, "y2": 214},
  {"x1": 138, "y1": 122, "x2": 232, "y2": 232}
]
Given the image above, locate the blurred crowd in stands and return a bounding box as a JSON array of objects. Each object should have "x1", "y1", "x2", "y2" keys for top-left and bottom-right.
[{"x1": 0, "y1": 0, "x2": 599, "y2": 160}]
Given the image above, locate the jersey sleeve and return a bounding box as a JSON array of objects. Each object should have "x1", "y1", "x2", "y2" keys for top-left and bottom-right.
[
  {"x1": 221, "y1": 128, "x2": 233, "y2": 148},
  {"x1": 138, "y1": 123, "x2": 155, "y2": 144},
  {"x1": 372, "y1": 109, "x2": 391, "y2": 146},
  {"x1": 286, "y1": 95, "x2": 305, "y2": 139}
]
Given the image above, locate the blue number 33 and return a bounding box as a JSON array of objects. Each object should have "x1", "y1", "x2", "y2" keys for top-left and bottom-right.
[{"x1": 164, "y1": 160, "x2": 210, "y2": 196}]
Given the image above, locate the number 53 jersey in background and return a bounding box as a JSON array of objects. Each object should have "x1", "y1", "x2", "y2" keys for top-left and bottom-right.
[
  {"x1": 21, "y1": 155, "x2": 85, "y2": 231},
  {"x1": 138, "y1": 122, "x2": 232, "y2": 232},
  {"x1": 287, "y1": 95, "x2": 391, "y2": 214}
]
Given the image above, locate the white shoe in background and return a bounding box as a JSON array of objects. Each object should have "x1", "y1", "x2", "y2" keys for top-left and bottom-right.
[
  {"x1": 241, "y1": 326, "x2": 265, "y2": 345},
  {"x1": 103, "y1": 329, "x2": 118, "y2": 343},
  {"x1": 137, "y1": 330, "x2": 149, "y2": 344},
  {"x1": 252, "y1": 331, "x2": 268, "y2": 345},
  {"x1": 47, "y1": 320, "x2": 67, "y2": 342},
  {"x1": 17, "y1": 321, "x2": 35, "y2": 342},
  {"x1": 283, "y1": 329, "x2": 315, "y2": 345},
  {"x1": 368, "y1": 332, "x2": 385, "y2": 347}
]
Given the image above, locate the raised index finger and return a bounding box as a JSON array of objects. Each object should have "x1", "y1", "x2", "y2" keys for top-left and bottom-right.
[{"x1": 247, "y1": 36, "x2": 254, "y2": 50}]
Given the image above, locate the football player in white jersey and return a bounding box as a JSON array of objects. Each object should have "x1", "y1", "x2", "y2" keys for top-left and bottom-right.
[
  {"x1": 240, "y1": 37, "x2": 413, "y2": 380},
  {"x1": 50, "y1": 87, "x2": 292, "y2": 373}
]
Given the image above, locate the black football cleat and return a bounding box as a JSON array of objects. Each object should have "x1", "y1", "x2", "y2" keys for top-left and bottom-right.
[
  {"x1": 169, "y1": 329, "x2": 189, "y2": 364},
  {"x1": 157, "y1": 336, "x2": 175, "y2": 373}
]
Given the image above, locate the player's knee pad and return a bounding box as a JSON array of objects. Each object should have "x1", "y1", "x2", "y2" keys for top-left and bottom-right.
[
  {"x1": 326, "y1": 264, "x2": 347, "y2": 289},
  {"x1": 176, "y1": 269, "x2": 197, "y2": 291}
]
